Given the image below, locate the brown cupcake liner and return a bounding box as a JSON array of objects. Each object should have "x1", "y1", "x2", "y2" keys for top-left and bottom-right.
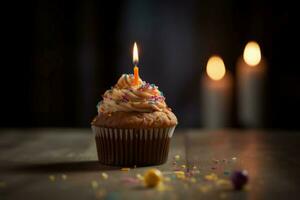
[{"x1": 91, "y1": 126, "x2": 176, "y2": 166}]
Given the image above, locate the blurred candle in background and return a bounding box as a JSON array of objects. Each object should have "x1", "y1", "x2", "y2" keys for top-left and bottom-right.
[
  {"x1": 201, "y1": 55, "x2": 232, "y2": 129},
  {"x1": 237, "y1": 41, "x2": 267, "y2": 128}
]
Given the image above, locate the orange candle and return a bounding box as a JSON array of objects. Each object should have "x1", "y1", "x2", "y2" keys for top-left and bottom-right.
[
  {"x1": 133, "y1": 66, "x2": 139, "y2": 85},
  {"x1": 133, "y1": 42, "x2": 139, "y2": 85}
]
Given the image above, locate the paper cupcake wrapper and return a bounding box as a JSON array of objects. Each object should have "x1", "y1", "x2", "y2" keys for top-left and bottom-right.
[{"x1": 91, "y1": 126, "x2": 176, "y2": 166}]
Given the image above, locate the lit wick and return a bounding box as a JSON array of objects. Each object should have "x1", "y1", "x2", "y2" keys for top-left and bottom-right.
[{"x1": 133, "y1": 42, "x2": 139, "y2": 85}]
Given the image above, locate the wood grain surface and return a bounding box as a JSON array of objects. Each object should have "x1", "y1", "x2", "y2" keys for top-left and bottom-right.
[{"x1": 0, "y1": 129, "x2": 299, "y2": 200}]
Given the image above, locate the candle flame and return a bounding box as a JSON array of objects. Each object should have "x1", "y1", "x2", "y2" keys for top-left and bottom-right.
[
  {"x1": 206, "y1": 55, "x2": 226, "y2": 81},
  {"x1": 133, "y1": 42, "x2": 139, "y2": 65},
  {"x1": 243, "y1": 41, "x2": 261, "y2": 66}
]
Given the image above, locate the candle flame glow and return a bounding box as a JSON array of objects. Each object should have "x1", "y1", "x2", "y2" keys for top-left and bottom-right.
[
  {"x1": 133, "y1": 42, "x2": 139, "y2": 65},
  {"x1": 243, "y1": 41, "x2": 261, "y2": 66},
  {"x1": 206, "y1": 56, "x2": 226, "y2": 81}
]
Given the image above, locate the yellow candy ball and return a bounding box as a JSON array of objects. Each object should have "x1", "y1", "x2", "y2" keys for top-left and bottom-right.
[{"x1": 144, "y1": 168, "x2": 163, "y2": 187}]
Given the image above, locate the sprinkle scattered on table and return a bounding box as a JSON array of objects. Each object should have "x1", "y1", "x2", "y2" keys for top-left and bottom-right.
[
  {"x1": 91, "y1": 180, "x2": 98, "y2": 189},
  {"x1": 174, "y1": 155, "x2": 180, "y2": 160},
  {"x1": 136, "y1": 174, "x2": 144, "y2": 181},
  {"x1": 231, "y1": 170, "x2": 249, "y2": 190},
  {"x1": 223, "y1": 171, "x2": 230, "y2": 176},
  {"x1": 101, "y1": 172, "x2": 109, "y2": 180},
  {"x1": 121, "y1": 168, "x2": 130, "y2": 171},
  {"x1": 205, "y1": 173, "x2": 218, "y2": 181},
  {"x1": 121, "y1": 177, "x2": 139, "y2": 184},
  {"x1": 49, "y1": 175, "x2": 56, "y2": 182},
  {"x1": 95, "y1": 189, "x2": 106, "y2": 199},
  {"x1": 144, "y1": 168, "x2": 163, "y2": 188},
  {"x1": 62, "y1": 174, "x2": 67, "y2": 180}
]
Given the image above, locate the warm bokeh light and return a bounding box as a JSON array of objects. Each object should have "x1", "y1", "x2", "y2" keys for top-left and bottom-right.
[
  {"x1": 133, "y1": 42, "x2": 139, "y2": 65},
  {"x1": 243, "y1": 41, "x2": 261, "y2": 66},
  {"x1": 206, "y1": 56, "x2": 226, "y2": 81}
]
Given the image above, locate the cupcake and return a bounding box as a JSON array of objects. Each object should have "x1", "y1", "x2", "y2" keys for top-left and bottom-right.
[{"x1": 91, "y1": 74, "x2": 177, "y2": 166}]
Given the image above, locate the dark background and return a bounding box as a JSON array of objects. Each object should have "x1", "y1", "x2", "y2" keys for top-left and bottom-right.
[{"x1": 1, "y1": 0, "x2": 297, "y2": 129}]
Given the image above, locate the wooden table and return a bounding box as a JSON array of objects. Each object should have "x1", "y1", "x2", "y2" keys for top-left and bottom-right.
[{"x1": 0, "y1": 129, "x2": 299, "y2": 200}]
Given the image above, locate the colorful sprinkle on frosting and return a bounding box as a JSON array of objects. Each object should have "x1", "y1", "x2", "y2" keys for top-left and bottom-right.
[{"x1": 97, "y1": 74, "x2": 168, "y2": 113}]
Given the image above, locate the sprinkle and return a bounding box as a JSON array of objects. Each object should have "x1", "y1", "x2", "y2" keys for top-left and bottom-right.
[
  {"x1": 192, "y1": 166, "x2": 197, "y2": 170},
  {"x1": 95, "y1": 189, "x2": 106, "y2": 199},
  {"x1": 216, "y1": 179, "x2": 232, "y2": 190},
  {"x1": 96, "y1": 101, "x2": 101, "y2": 108},
  {"x1": 190, "y1": 177, "x2": 197, "y2": 183},
  {"x1": 174, "y1": 155, "x2": 180, "y2": 160},
  {"x1": 62, "y1": 174, "x2": 67, "y2": 180},
  {"x1": 121, "y1": 168, "x2": 130, "y2": 171},
  {"x1": 144, "y1": 169, "x2": 163, "y2": 188},
  {"x1": 224, "y1": 171, "x2": 230, "y2": 176},
  {"x1": 174, "y1": 171, "x2": 185, "y2": 179},
  {"x1": 0, "y1": 181, "x2": 6, "y2": 188},
  {"x1": 205, "y1": 173, "x2": 218, "y2": 181},
  {"x1": 122, "y1": 177, "x2": 139, "y2": 184},
  {"x1": 213, "y1": 159, "x2": 219, "y2": 164},
  {"x1": 91, "y1": 180, "x2": 98, "y2": 189},
  {"x1": 211, "y1": 166, "x2": 216, "y2": 170},
  {"x1": 101, "y1": 172, "x2": 108, "y2": 180},
  {"x1": 232, "y1": 157, "x2": 237, "y2": 161},
  {"x1": 174, "y1": 171, "x2": 185, "y2": 176},
  {"x1": 231, "y1": 170, "x2": 249, "y2": 190},
  {"x1": 49, "y1": 175, "x2": 56, "y2": 181},
  {"x1": 181, "y1": 165, "x2": 186, "y2": 169},
  {"x1": 122, "y1": 95, "x2": 129, "y2": 102},
  {"x1": 136, "y1": 174, "x2": 144, "y2": 181}
]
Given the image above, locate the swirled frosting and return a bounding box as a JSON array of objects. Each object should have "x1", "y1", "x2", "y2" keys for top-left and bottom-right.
[{"x1": 97, "y1": 74, "x2": 168, "y2": 113}]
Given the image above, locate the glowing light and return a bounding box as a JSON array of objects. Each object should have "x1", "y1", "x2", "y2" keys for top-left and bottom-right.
[
  {"x1": 206, "y1": 56, "x2": 226, "y2": 81},
  {"x1": 243, "y1": 41, "x2": 261, "y2": 66},
  {"x1": 133, "y1": 42, "x2": 139, "y2": 65}
]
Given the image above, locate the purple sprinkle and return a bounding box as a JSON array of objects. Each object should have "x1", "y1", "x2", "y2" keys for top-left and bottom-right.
[{"x1": 231, "y1": 170, "x2": 249, "y2": 190}]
